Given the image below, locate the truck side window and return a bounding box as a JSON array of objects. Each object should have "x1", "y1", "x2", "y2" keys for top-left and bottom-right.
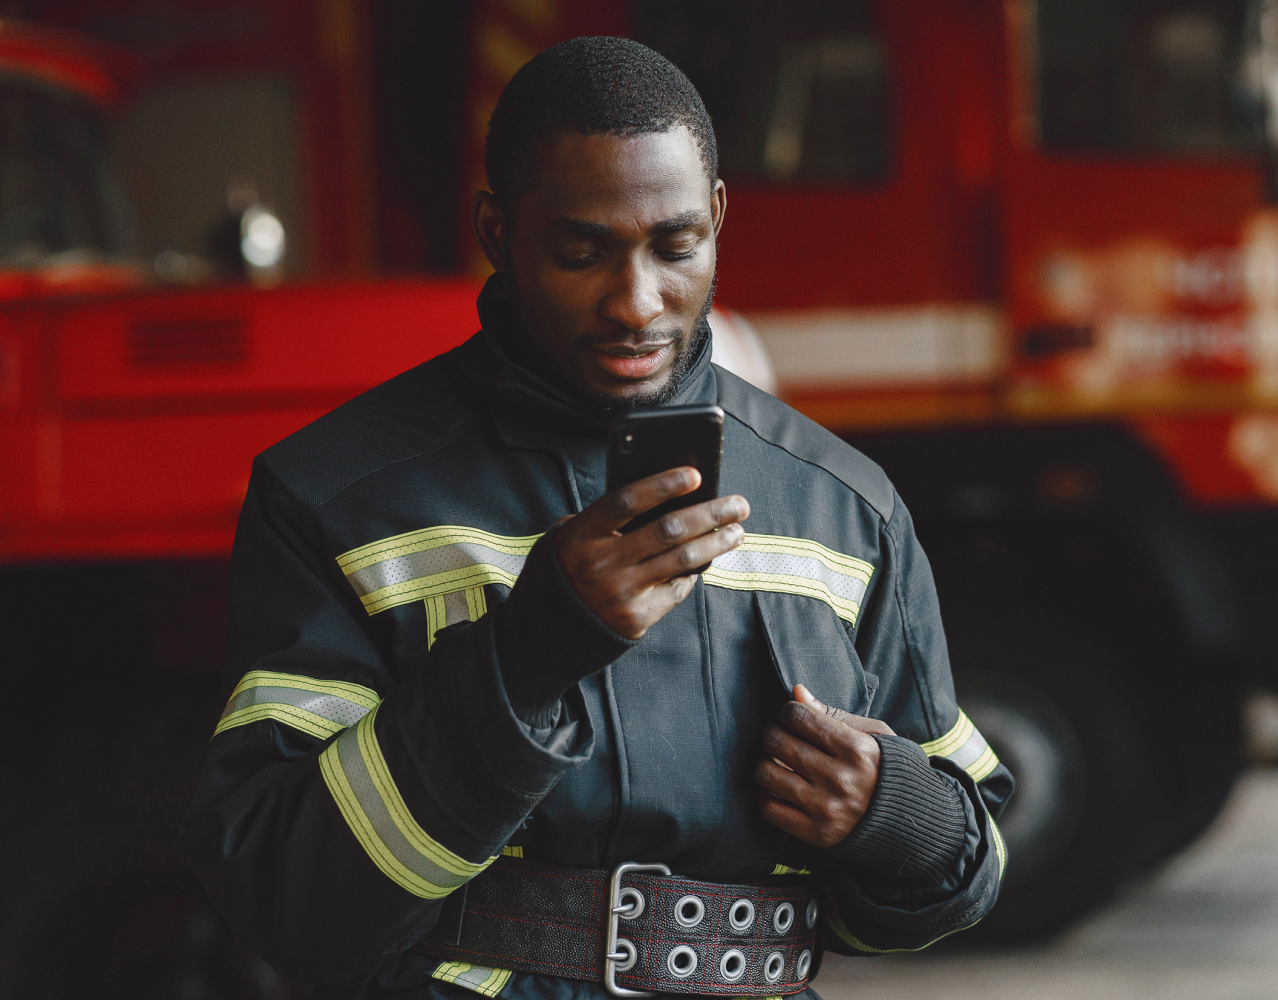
[
  {"x1": 0, "y1": 84, "x2": 130, "y2": 267},
  {"x1": 634, "y1": 0, "x2": 891, "y2": 184},
  {"x1": 1037, "y1": 0, "x2": 1266, "y2": 156}
]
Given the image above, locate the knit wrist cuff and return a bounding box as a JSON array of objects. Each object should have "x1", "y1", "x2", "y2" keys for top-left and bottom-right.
[{"x1": 823, "y1": 736, "x2": 969, "y2": 889}]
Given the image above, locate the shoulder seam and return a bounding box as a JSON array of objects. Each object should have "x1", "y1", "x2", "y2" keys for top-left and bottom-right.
[{"x1": 715, "y1": 366, "x2": 895, "y2": 520}]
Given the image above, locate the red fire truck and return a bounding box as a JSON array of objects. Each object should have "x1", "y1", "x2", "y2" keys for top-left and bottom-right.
[{"x1": 3, "y1": 0, "x2": 1275, "y2": 994}]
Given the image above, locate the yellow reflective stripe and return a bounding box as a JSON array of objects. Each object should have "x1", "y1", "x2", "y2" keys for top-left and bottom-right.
[
  {"x1": 919, "y1": 709, "x2": 1001, "y2": 781},
  {"x1": 501, "y1": 845, "x2": 524, "y2": 858},
  {"x1": 431, "y1": 962, "x2": 513, "y2": 997},
  {"x1": 919, "y1": 711, "x2": 975, "y2": 758},
  {"x1": 968, "y1": 743, "x2": 1000, "y2": 783},
  {"x1": 424, "y1": 584, "x2": 489, "y2": 649},
  {"x1": 337, "y1": 526, "x2": 541, "y2": 616},
  {"x1": 770, "y1": 863, "x2": 811, "y2": 875},
  {"x1": 990, "y1": 816, "x2": 1007, "y2": 879},
  {"x1": 731, "y1": 532, "x2": 874, "y2": 579},
  {"x1": 361, "y1": 564, "x2": 520, "y2": 615},
  {"x1": 216, "y1": 703, "x2": 343, "y2": 740},
  {"x1": 825, "y1": 903, "x2": 979, "y2": 954},
  {"x1": 319, "y1": 707, "x2": 496, "y2": 898},
  {"x1": 213, "y1": 670, "x2": 380, "y2": 740},
  {"x1": 703, "y1": 532, "x2": 875, "y2": 626},
  {"x1": 338, "y1": 525, "x2": 541, "y2": 574}
]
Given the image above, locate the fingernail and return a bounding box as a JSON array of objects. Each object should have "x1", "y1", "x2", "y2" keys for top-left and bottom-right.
[{"x1": 795, "y1": 684, "x2": 815, "y2": 703}]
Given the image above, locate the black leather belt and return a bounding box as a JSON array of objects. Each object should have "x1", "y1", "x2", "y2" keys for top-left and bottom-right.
[{"x1": 413, "y1": 858, "x2": 823, "y2": 997}]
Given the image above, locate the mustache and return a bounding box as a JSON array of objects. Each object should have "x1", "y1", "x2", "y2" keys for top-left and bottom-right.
[{"x1": 578, "y1": 329, "x2": 685, "y2": 350}]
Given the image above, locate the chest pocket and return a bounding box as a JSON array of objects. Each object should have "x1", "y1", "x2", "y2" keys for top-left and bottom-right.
[
  {"x1": 755, "y1": 591, "x2": 878, "y2": 716},
  {"x1": 702, "y1": 531, "x2": 879, "y2": 713}
]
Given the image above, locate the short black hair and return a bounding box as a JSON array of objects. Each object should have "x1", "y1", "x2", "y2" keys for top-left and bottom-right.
[{"x1": 485, "y1": 36, "x2": 718, "y2": 212}]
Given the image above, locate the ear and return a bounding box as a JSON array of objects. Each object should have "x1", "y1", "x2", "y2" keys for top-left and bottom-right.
[
  {"x1": 472, "y1": 190, "x2": 509, "y2": 271},
  {"x1": 710, "y1": 179, "x2": 727, "y2": 238}
]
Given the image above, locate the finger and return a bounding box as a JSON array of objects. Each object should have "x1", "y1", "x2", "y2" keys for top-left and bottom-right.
[
  {"x1": 624, "y1": 494, "x2": 750, "y2": 562},
  {"x1": 630, "y1": 521, "x2": 745, "y2": 585},
  {"x1": 794, "y1": 684, "x2": 896, "y2": 736},
  {"x1": 754, "y1": 756, "x2": 820, "y2": 813},
  {"x1": 610, "y1": 573, "x2": 698, "y2": 638},
  {"x1": 775, "y1": 701, "x2": 878, "y2": 763},
  {"x1": 762, "y1": 723, "x2": 839, "y2": 784},
  {"x1": 577, "y1": 467, "x2": 700, "y2": 535},
  {"x1": 757, "y1": 789, "x2": 821, "y2": 843}
]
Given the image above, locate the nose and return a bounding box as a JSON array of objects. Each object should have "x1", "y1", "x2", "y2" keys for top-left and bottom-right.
[{"x1": 599, "y1": 254, "x2": 664, "y2": 332}]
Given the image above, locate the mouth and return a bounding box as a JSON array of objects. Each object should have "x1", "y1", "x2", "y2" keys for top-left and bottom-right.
[{"x1": 586, "y1": 341, "x2": 673, "y2": 380}]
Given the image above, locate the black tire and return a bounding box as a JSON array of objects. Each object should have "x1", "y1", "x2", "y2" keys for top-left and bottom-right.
[
  {"x1": 1122, "y1": 667, "x2": 1244, "y2": 870},
  {"x1": 943, "y1": 604, "x2": 1146, "y2": 943}
]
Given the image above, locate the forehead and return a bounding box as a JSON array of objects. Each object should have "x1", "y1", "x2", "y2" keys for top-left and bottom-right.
[{"x1": 523, "y1": 126, "x2": 711, "y2": 224}]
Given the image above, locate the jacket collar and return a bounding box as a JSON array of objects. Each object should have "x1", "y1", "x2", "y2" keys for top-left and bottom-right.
[{"x1": 449, "y1": 273, "x2": 717, "y2": 451}]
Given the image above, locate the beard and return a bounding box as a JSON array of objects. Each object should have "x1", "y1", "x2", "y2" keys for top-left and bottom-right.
[{"x1": 510, "y1": 272, "x2": 717, "y2": 419}]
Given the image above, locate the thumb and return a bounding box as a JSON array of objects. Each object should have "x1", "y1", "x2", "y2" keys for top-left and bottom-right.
[{"x1": 794, "y1": 684, "x2": 896, "y2": 736}]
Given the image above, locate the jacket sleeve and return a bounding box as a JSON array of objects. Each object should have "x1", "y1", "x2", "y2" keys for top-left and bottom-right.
[
  {"x1": 179, "y1": 464, "x2": 621, "y2": 984},
  {"x1": 820, "y1": 491, "x2": 1013, "y2": 955}
]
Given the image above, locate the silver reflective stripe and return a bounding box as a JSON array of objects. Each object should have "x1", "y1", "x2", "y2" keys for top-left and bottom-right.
[
  {"x1": 213, "y1": 671, "x2": 381, "y2": 740},
  {"x1": 442, "y1": 588, "x2": 471, "y2": 626},
  {"x1": 431, "y1": 962, "x2": 513, "y2": 998},
  {"x1": 453, "y1": 967, "x2": 504, "y2": 992},
  {"x1": 919, "y1": 710, "x2": 1000, "y2": 782},
  {"x1": 710, "y1": 548, "x2": 869, "y2": 606},
  {"x1": 219, "y1": 685, "x2": 370, "y2": 730},
  {"x1": 344, "y1": 541, "x2": 528, "y2": 598},
  {"x1": 330, "y1": 718, "x2": 475, "y2": 895},
  {"x1": 336, "y1": 527, "x2": 542, "y2": 616},
  {"x1": 702, "y1": 532, "x2": 875, "y2": 625},
  {"x1": 947, "y1": 726, "x2": 991, "y2": 772}
]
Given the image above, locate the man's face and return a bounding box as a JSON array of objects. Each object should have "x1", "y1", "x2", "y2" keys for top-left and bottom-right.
[{"x1": 478, "y1": 126, "x2": 725, "y2": 409}]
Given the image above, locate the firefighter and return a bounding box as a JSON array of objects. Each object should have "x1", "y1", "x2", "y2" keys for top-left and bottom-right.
[{"x1": 182, "y1": 37, "x2": 1012, "y2": 998}]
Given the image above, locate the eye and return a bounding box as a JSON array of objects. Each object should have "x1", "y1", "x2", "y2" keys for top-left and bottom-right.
[
  {"x1": 556, "y1": 254, "x2": 601, "y2": 270},
  {"x1": 658, "y1": 244, "x2": 698, "y2": 263}
]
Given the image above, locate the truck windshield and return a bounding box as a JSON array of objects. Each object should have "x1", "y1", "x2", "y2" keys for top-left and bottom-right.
[
  {"x1": 635, "y1": 0, "x2": 890, "y2": 183},
  {"x1": 1037, "y1": 0, "x2": 1266, "y2": 156},
  {"x1": 0, "y1": 80, "x2": 131, "y2": 268}
]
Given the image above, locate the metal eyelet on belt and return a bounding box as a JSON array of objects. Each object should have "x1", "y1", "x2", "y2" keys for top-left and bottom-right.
[
  {"x1": 805, "y1": 898, "x2": 819, "y2": 929},
  {"x1": 612, "y1": 938, "x2": 639, "y2": 973},
  {"x1": 772, "y1": 901, "x2": 795, "y2": 934},
  {"x1": 667, "y1": 945, "x2": 698, "y2": 979},
  {"x1": 763, "y1": 951, "x2": 785, "y2": 983},
  {"x1": 674, "y1": 895, "x2": 705, "y2": 929},
  {"x1": 616, "y1": 887, "x2": 645, "y2": 921},
  {"x1": 719, "y1": 948, "x2": 746, "y2": 982},
  {"x1": 796, "y1": 949, "x2": 812, "y2": 979},
  {"x1": 727, "y1": 898, "x2": 755, "y2": 933}
]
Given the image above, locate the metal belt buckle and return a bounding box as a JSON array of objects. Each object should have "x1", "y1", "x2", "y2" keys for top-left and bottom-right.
[{"x1": 604, "y1": 861, "x2": 671, "y2": 998}]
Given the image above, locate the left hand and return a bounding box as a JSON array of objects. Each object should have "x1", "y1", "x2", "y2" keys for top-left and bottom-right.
[{"x1": 755, "y1": 685, "x2": 897, "y2": 848}]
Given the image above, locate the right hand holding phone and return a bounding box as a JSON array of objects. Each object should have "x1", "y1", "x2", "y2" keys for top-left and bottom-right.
[{"x1": 554, "y1": 467, "x2": 749, "y2": 640}]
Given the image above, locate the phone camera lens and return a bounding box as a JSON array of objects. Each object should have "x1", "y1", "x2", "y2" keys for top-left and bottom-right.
[{"x1": 618, "y1": 432, "x2": 636, "y2": 454}]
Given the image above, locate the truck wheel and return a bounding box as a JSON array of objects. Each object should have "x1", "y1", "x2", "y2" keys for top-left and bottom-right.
[
  {"x1": 944, "y1": 611, "x2": 1145, "y2": 942},
  {"x1": 1124, "y1": 670, "x2": 1244, "y2": 870}
]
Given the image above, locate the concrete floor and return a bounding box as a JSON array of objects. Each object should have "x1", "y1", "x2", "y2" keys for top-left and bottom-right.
[{"x1": 817, "y1": 768, "x2": 1278, "y2": 1000}]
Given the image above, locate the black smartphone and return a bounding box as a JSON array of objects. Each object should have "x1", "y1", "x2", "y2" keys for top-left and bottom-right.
[{"x1": 606, "y1": 404, "x2": 725, "y2": 534}]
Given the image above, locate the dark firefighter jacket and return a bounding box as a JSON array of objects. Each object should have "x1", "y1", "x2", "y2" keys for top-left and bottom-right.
[{"x1": 182, "y1": 277, "x2": 1013, "y2": 999}]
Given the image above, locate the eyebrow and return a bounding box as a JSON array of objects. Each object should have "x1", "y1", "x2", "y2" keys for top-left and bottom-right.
[{"x1": 550, "y1": 210, "x2": 709, "y2": 239}]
